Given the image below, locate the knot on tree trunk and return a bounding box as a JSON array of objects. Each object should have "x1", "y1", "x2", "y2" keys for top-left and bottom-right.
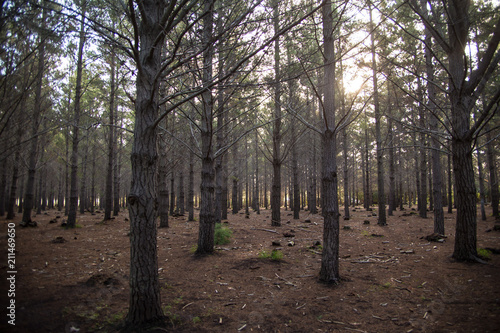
[{"x1": 128, "y1": 194, "x2": 139, "y2": 206}]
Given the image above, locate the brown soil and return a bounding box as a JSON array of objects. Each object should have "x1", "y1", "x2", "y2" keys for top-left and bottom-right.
[{"x1": 1, "y1": 206, "x2": 500, "y2": 332}]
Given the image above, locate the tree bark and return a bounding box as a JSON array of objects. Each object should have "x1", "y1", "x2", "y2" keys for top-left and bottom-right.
[
  {"x1": 254, "y1": 129, "x2": 260, "y2": 214},
  {"x1": 388, "y1": 116, "x2": 396, "y2": 215},
  {"x1": 448, "y1": 2, "x2": 477, "y2": 261},
  {"x1": 0, "y1": 160, "x2": 7, "y2": 217},
  {"x1": 309, "y1": 133, "x2": 317, "y2": 214},
  {"x1": 271, "y1": 0, "x2": 281, "y2": 227},
  {"x1": 104, "y1": 43, "x2": 115, "y2": 221},
  {"x1": 177, "y1": 171, "x2": 184, "y2": 215},
  {"x1": 363, "y1": 128, "x2": 371, "y2": 210},
  {"x1": 22, "y1": 6, "x2": 46, "y2": 226},
  {"x1": 125, "y1": 0, "x2": 164, "y2": 325},
  {"x1": 485, "y1": 126, "x2": 499, "y2": 219},
  {"x1": 447, "y1": 149, "x2": 453, "y2": 213},
  {"x1": 6, "y1": 106, "x2": 24, "y2": 219},
  {"x1": 169, "y1": 170, "x2": 175, "y2": 215},
  {"x1": 232, "y1": 141, "x2": 238, "y2": 214},
  {"x1": 67, "y1": 3, "x2": 86, "y2": 228},
  {"x1": 418, "y1": 88, "x2": 427, "y2": 218},
  {"x1": 343, "y1": 128, "x2": 350, "y2": 219},
  {"x1": 196, "y1": 0, "x2": 216, "y2": 255},
  {"x1": 369, "y1": 1, "x2": 386, "y2": 225},
  {"x1": 319, "y1": 0, "x2": 340, "y2": 283},
  {"x1": 158, "y1": 124, "x2": 169, "y2": 228},
  {"x1": 187, "y1": 109, "x2": 195, "y2": 222},
  {"x1": 79, "y1": 136, "x2": 88, "y2": 214},
  {"x1": 476, "y1": 147, "x2": 486, "y2": 221}
]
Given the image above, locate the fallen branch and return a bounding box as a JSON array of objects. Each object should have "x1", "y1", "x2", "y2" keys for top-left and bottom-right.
[{"x1": 250, "y1": 227, "x2": 278, "y2": 234}]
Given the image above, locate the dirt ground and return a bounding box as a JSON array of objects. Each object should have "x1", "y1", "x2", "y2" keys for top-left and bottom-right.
[{"x1": 1, "y1": 205, "x2": 499, "y2": 333}]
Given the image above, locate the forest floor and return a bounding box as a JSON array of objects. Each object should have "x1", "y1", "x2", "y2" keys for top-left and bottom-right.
[{"x1": 1, "y1": 205, "x2": 500, "y2": 333}]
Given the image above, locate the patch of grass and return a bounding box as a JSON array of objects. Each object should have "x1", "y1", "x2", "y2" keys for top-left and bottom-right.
[
  {"x1": 214, "y1": 223, "x2": 232, "y2": 245},
  {"x1": 361, "y1": 230, "x2": 371, "y2": 237},
  {"x1": 477, "y1": 247, "x2": 492, "y2": 260},
  {"x1": 259, "y1": 249, "x2": 284, "y2": 261},
  {"x1": 382, "y1": 282, "x2": 391, "y2": 289},
  {"x1": 192, "y1": 316, "x2": 201, "y2": 324},
  {"x1": 190, "y1": 244, "x2": 198, "y2": 253}
]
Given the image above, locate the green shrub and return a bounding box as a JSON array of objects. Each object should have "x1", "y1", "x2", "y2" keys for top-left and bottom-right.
[
  {"x1": 214, "y1": 223, "x2": 232, "y2": 245},
  {"x1": 477, "y1": 248, "x2": 492, "y2": 260},
  {"x1": 258, "y1": 249, "x2": 283, "y2": 261}
]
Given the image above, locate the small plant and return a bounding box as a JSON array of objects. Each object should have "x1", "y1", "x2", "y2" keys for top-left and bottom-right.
[
  {"x1": 190, "y1": 244, "x2": 198, "y2": 253},
  {"x1": 258, "y1": 250, "x2": 270, "y2": 259},
  {"x1": 477, "y1": 248, "x2": 492, "y2": 260},
  {"x1": 258, "y1": 249, "x2": 283, "y2": 261},
  {"x1": 382, "y1": 282, "x2": 391, "y2": 289},
  {"x1": 192, "y1": 316, "x2": 201, "y2": 324},
  {"x1": 361, "y1": 230, "x2": 371, "y2": 237},
  {"x1": 214, "y1": 223, "x2": 232, "y2": 245},
  {"x1": 106, "y1": 311, "x2": 126, "y2": 325}
]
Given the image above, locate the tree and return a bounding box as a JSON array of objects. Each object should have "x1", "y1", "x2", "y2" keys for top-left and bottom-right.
[
  {"x1": 368, "y1": 0, "x2": 386, "y2": 226},
  {"x1": 67, "y1": 0, "x2": 86, "y2": 228},
  {"x1": 104, "y1": 39, "x2": 116, "y2": 221},
  {"x1": 21, "y1": 5, "x2": 47, "y2": 227},
  {"x1": 409, "y1": 0, "x2": 500, "y2": 261},
  {"x1": 319, "y1": 0, "x2": 340, "y2": 283},
  {"x1": 271, "y1": 0, "x2": 282, "y2": 227}
]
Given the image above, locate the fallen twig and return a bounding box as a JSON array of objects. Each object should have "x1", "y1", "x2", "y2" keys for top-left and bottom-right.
[{"x1": 250, "y1": 227, "x2": 278, "y2": 234}]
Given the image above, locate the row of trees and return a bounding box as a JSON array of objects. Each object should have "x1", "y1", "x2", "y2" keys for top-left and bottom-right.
[{"x1": 1, "y1": 0, "x2": 499, "y2": 329}]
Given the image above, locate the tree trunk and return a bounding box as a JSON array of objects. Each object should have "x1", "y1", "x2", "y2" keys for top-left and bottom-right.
[
  {"x1": 369, "y1": 1, "x2": 386, "y2": 225},
  {"x1": 178, "y1": 172, "x2": 184, "y2": 215},
  {"x1": 21, "y1": 8, "x2": 47, "y2": 224},
  {"x1": 58, "y1": 164, "x2": 63, "y2": 211},
  {"x1": 447, "y1": 1, "x2": 483, "y2": 261},
  {"x1": 65, "y1": 123, "x2": 70, "y2": 216},
  {"x1": 113, "y1": 129, "x2": 120, "y2": 216},
  {"x1": 364, "y1": 128, "x2": 371, "y2": 210},
  {"x1": 418, "y1": 95, "x2": 427, "y2": 219},
  {"x1": 0, "y1": 160, "x2": 7, "y2": 217},
  {"x1": 6, "y1": 107, "x2": 24, "y2": 219},
  {"x1": 319, "y1": 0, "x2": 340, "y2": 283},
  {"x1": 158, "y1": 124, "x2": 169, "y2": 228},
  {"x1": 388, "y1": 115, "x2": 396, "y2": 215},
  {"x1": 79, "y1": 137, "x2": 88, "y2": 214},
  {"x1": 309, "y1": 133, "x2": 317, "y2": 214},
  {"x1": 254, "y1": 129, "x2": 260, "y2": 214},
  {"x1": 420, "y1": 4, "x2": 444, "y2": 230},
  {"x1": 245, "y1": 138, "x2": 250, "y2": 216},
  {"x1": 125, "y1": 0, "x2": 164, "y2": 325},
  {"x1": 37, "y1": 147, "x2": 45, "y2": 214},
  {"x1": 342, "y1": 128, "x2": 350, "y2": 219},
  {"x1": 485, "y1": 127, "x2": 499, "y2": 219},
  {"x1": 452, "y1": 138, "x2": 478, "y2": 260},
  {"x1": 187, "y1": 113, "x2": 195, "y2": 221},
  {"x1": 271, "y1": 0, "x2": 281, "y2": 227},
  {"x1": 232, "y1": 141, "x2": 238, "y2": 214},
  {"x1": 67, "y1": 3, "x2": 86, "y2": 228},
  {"x1": 476, "y1": 147, "x2": 486, "y2": 221},
  {"x1": 196, "y1": 0, "x2": 216, "y2": 255},
  {"x1": 169, "y1": 171, "x2": 175, "y2": 215},
  {"x1": 264, "y1": 161, "x2": 268, "y2": 210},
  {"x1": 447, "y1": 147, "x2": 453, "y2": 213},
  {"x1": 104, "y1": 43, "x2": 115, "y2": 220},
  {"x1": 90, "y1": 152, "x2": 95, "y2": 213}
]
